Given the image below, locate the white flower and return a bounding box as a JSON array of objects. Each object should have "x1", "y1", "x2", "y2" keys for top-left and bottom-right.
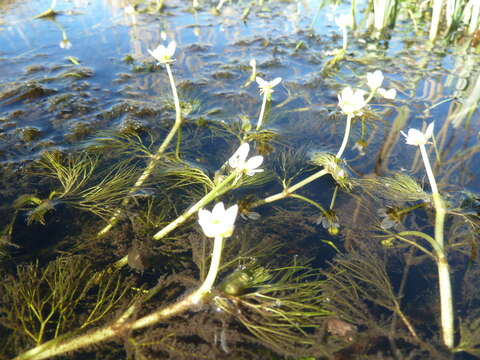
[
  {"x1": 337, "y1": 87, "x2": 367, "y2": 117},
  {"x1": 377, "y1": 88, "x2": 397, "y2": 100},
  {"x1": 316, "y1": 210, "x2": 340, "y2": 236},
  {"x1": 401, "y1": 122, "x2": 434, "y2": 146},
  {"x1": 124, "y1": 5, "x2": 135, "y2": 14},
  {"x1": 352, "y1": 140, "x2": 367, "y2": 156},
  {"x1": 366, "y1": 70, "x2": 384, "y2": 90},
  {"x1": 256, "y1": 76, "x2": 282, "y2": 98},
  {"x1": 377, "y1": 208, "x2": 400, "y2": 230},
  {"x1": 228, "y1": 143, "x2": 264, "y2": 176},
  {"x1": 59, "y1": 39, "x2": 72, "y2": 49},
  {"x1": 198, "y1": 202, "x2": 239, "y2": 238},
  {"x1": 148, "y1": 41, "x2": 176, "y2": 64},
  {"x1": 335, "y1": 14, "x2": 353, "y2": 29}
]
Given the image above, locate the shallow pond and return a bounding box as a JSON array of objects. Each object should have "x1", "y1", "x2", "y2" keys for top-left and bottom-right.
[{"x1": 1, "y1": 0, "x2": 480, "y2": 359}]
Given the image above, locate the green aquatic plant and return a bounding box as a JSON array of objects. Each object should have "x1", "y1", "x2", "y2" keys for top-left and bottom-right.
[
  {"x1": 322, "y1": 249, "x2": 418, "y2": 341},
  {"x1": 214, "y1": 261, "x2": 332, "y2": 356},
  {"x1": 400, "y1": 121, "x2": 454, "y2": 349},
  {"x1": 0, "y1": 256, "x2": 133, "y2": 355},
  {"x1": 372, "y1": 0, "x2": 397, "y2": 32},
  {"x1": 359, "y1": 172, "x2": 431, "y2": 203},
  {"x1": 19, "y1": 151, "x2": 139, "y2": 222},
  {"x1": 98, "y1": 40, "x2": 183, "y2": 237},
  {"x1": 33, "y1": 0, "x2": 58, "y2": 19},
  {"x1": 255, "y1": 76, "x2": 282, "y2": 131},
  {"x1": 10, "y1": 199, "x2": 244, "y2": 360},
  {"x1": 322, "y1": 14, "x2": 353, "y2": 73},
  {"x1": 7, "y1": 46, "x2": 462, "y2": 360}
]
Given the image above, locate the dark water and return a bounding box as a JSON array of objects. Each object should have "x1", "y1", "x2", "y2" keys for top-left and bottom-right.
[{"x1": 1, "y1": 0, "x2": 480, "y2": 359}]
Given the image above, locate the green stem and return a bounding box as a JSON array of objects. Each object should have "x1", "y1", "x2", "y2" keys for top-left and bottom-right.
[
  {"x1": 165, "y1": 63, "x2": 182, "y2": 126},
  {"x1": 290, "y1": 194, "x2": 326, "y2": 214},
  {"x1": 97, "y1": 63, "x2": 183, "y2": 238},
  {"x1": 256, "y1": 93, "x2": 268, "y2": 130},
  {"x1": 396, "y1": 202, "x2": 426, "y2": 216},
  {"x1": 243, "y1": 86, "x2": 371, "y2": 210},
  {"x1": 113, "y1": 171, "x2": 238, "y2": 269},
  {"x1": 437, "y1": 251, "x2": 454, "y2": 349},
  {"x1": 152, "y1": 171, "x2": 237, "y2": 240},
  {"x1": 395, "y1": 230, "x2": 441, "y2": 255},
  {"x1": 419, "y1": 144, "x2": 438, "y2": 195},
  {"x1": 191, "y1": 236, "x2": 224, "y2": 303},
  {"x1": 335, "y1": 114, "x2": 353, "y2": 159},
  {"x1": 419, "y1": 144, "x2": 453, "y2": 349},
  {"x1": 391, "y1": 233, "x2": 435, "y2": 259},
  {"x1": 342, "y1": 27, "x2": 348, "y2": 51},
  {"x1": 14, "y1": 233, "x2": 228, "y2": 360},
  {"x1": 329, "y1": 185, "x2": 339, "y2": 209},
  {"x1": 250, "y1": 169, "x2": 329, "y2": 208}
]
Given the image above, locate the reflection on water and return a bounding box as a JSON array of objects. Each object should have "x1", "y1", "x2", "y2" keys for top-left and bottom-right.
[{"x1": 0, "y1": 0, "x2": 480, "y2": 358}]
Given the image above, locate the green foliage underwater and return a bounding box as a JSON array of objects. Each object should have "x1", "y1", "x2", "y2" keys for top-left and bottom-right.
[{"x1": 1, "y1": 0, "x2": 480, "y2": 359}]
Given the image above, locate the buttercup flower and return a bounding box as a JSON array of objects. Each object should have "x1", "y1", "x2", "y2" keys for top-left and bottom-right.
[
  {"x1": 256, "y1": 76, "x2": 282, "y2": 98},
  {"x1": 337, "y1": 87, "x2": 367, "y2": 117},
  {"x1": 401, "y1": 122, "x2": 434, "y2": 146},
  {"x1": 367, "y1": 70, "x2": 384, "y2": 90},
  {"x1": 228, "y1": 143, "x2": 264, "y2": 176},
  {"x1": 377, "y1": 88, "x2": 397, "y2": 100},
  {"x1": 198, "y1": 202, "x2": 239, "y2": 238},
  {"x1": 148, "y1": 41, "x2": 176, "y2": 64}
]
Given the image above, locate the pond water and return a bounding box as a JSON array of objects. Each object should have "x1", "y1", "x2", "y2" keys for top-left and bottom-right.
[{"x1": 1, "y1": 0, "x2": 480, "y2": 359}]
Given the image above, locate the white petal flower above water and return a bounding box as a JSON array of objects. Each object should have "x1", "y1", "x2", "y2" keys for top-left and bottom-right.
[
  {"x1": 256, "y1": 76, "x2": 282, "y2": 97},
  {"x1": 228, "y1": 143, "x2": 264, "y2": 176},
  {"x1": 337, "y1": 87, "x2": 367, "y2": 117},
  {"x1": 335, "y1": 14, "x2": 352, "y2": 29},
  {"x1": 59, "y1": 39, "x2": 72, "y2": 49},
  {"x1": 367, "y1": 70, "x2": 384, "y2": 90},
  {"x1": 378, "y1": 87, "x2": 397, "y2": 99},
  {"x1": 401, "y1": 122, "x2": 434, "y2": 146},
  {"x1": 148, "y1": 41, "x2": 176, "y2": 64},
  {"x1": 198, "y1": 202, "x2": 239, "y2": 238}
]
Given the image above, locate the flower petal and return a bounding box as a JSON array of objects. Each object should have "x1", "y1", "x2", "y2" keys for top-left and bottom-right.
[
  {"x1": 229, "y1": 143, "x2": 250, "y2": 168},
  {"x1": 166, "y1": 41, "x2": 176, "y2": 57},
  {"x1": 245, "y1": 155, "x2": 264, "y2": 171},
  {"x1": 270, "y1": 77, "x2": 282, "y2": 87},
  {"x1": 384, "y1": 88, "x2": 397, "y2": 99},
  {"x1": 212, "y1": 202, "x2": 226, "y2": 218},
  {"x1": 225, "y1": 204, "x2": 239, "y2": 224},
  {"x1": 255, "y1": 76, "x2": 267, "y2": 87},
  {"x1": 425, "y1": 122, "x2": 434, "y2": 140}
]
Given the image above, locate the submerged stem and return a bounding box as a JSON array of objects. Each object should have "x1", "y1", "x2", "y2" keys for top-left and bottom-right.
[
  {"x1": 191, "y1": 235, "x2": 224, "y2": 304},
  {"x1": 97, "y1": 63, "x2": 183, "y2": 238},
  {"x1": 251, "y1": 169, "x2": 329, "y2": 208},
  {"x1": 152, "y1": 171, "x2": 237, "y2": 241},
  {"x1": 419, "y1": 144, "x2": 453, "y2": 349},
  {"x1": 256, "y1": 93, "x2": 268, "y2": 130},
  {"x1": 14, "y1": 234, "x2": 228, "y2": 360},
  {"x1": 335, "y1": 114, "x2": 353, "y2": 159}
]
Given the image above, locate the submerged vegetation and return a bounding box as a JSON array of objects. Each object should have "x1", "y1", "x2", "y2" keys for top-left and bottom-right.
[{"x1": 1, "y1": 0, "x2": 480, "y2": 359}]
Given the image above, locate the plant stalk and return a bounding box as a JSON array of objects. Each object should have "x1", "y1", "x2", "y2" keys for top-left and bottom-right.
[
  {"x1": 152, "y1": 171, "x2": 237, "y2": 240},
  {"x1": 13, "y1": 235, "x2": 226, "y2": 360},
  {"x1": 419, "y1": 143, "x2": 454, "y2": 349},
  {"x1": 256, "y1": 93, "x2": 268, "y2": 130},
  {"x1": 97, "y1": 63, "x2": 183, "y2": 237}
]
